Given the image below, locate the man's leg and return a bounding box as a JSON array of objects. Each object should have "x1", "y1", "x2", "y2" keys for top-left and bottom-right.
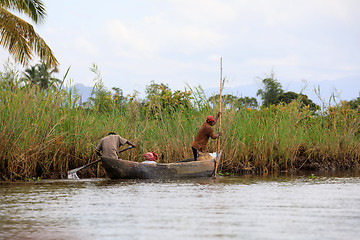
[{"x1": 192, "y1": 147, "x2": 198, "y2": 161}]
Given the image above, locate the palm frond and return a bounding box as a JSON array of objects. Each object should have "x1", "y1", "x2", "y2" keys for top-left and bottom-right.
[
  {"x1": 0, "y1": 0, "x2": 46, "y2": 23},
  {"x1": 0, "y1": 7, "x2": 58, "y2": 67}
]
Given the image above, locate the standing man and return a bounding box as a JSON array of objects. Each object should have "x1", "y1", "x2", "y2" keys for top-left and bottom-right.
[
  {"x1": 96, "y1": 132, "x2": 136, "y2": 159},
  {"x1": 191, "y1": 112, "x2": 221, "y2": 161}
]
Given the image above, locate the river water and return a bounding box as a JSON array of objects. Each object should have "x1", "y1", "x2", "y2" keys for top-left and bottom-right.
[{"x1": 1, "y1": 171, "x2": 360, "y2": 240}]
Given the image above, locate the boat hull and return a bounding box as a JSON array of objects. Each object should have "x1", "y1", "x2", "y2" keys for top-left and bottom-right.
[{"x1": 101, "y1": 153, "x2": 219, "y2": 179}]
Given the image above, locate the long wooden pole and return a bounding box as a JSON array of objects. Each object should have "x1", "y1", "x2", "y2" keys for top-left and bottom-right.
[{"x1": 215, "y1": 58, "x2": 223, "y2": 178}]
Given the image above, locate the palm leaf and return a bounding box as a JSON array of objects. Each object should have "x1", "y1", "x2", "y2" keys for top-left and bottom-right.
[
  {"x1": 0, "y1": 0, "x2": 46, "y2": 23},
  {"x1": 0, "y1": 7, "x2": 58, "y2": 67}
]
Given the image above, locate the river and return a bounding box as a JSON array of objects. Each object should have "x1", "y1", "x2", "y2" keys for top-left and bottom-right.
[{"x1": 1, "y1": 171, "x2": 360, "y2": 240}]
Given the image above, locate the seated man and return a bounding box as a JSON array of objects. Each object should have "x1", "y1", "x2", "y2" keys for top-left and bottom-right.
[{"x1": 96, "y1": 132, "x2": 136, "y2": 159}]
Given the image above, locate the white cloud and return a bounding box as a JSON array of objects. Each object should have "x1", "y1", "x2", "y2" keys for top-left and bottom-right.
[
  {"x1": 247, "y1": 55, "x2": 299, "y2": 67},
  {"x1": 74, "y1": 38, "x2": 98, "y2": 56},
  {"x1": 1, "y1": 0, "x2": 359, "y2": 101},
  {"x1": 169, "y1": 0, "x2": 237, "y2": 23},
  {"x1": 104, "y1": 14, "x2": 225, "y2": 59}
]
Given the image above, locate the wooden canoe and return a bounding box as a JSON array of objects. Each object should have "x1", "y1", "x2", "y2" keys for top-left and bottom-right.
[{"x1": 101, "y1": 152, "x2": 221, "y2": 179}]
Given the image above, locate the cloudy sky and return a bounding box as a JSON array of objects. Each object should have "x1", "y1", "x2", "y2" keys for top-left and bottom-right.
[{"x1": 2, "y1": 0, "x2": 360, "y2": 103}]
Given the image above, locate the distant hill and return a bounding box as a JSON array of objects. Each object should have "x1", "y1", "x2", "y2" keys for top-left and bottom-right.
[{"x1": 71, "y1": 83, "x2": 93, "y2": 102}]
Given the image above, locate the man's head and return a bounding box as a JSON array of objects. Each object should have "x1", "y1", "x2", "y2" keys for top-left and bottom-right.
[
  {"x1": 206, "y1": 115, "x2": 215, "y2": 126},
  {"x1": 108, "y1": 132, "x2": 116, "y2": 135}
]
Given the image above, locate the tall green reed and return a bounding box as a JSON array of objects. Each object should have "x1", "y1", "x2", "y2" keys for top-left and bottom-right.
[{"x1": 1, "y1": 82, "x2": 359, "y2": 180}]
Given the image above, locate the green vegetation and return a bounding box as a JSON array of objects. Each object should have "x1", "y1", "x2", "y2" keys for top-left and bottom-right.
[
  {"x1": 0, "y1": 0, "x2": 58, "y2": 67},
  {"x1": 1, "y1": 62, "x2": 360, "y2": 181},
  {"x1": 347, "y1": 95, "x2": 360, "y2": 111},
  {"x1": 256, "y1": 74, "x2": 284, "y2": 107},
  {"x1": 22, "y1": 62, "x2": 61, "y2": 90}
]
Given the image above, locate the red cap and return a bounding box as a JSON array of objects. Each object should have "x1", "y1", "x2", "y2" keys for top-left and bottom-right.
[
  {"x1": 206, "y1": 115, "x2": 215, "y2": 122},
  {"x1": 144, "y1": 152, "x2": 157, "y2": 161}
]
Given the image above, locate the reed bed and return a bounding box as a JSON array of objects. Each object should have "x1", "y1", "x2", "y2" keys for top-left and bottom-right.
[{"x1": 1, "y1": 84, "x2": 359, "y2": 180}]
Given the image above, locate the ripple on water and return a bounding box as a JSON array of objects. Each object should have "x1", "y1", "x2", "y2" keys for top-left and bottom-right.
[{"x1": 1, "y1": 173, "x2": 360, "y2": 240}]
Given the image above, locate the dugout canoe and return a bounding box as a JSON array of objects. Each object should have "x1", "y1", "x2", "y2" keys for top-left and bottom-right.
[{"x1": 101, "y1": 152, "x2": 221, "y2": 179}]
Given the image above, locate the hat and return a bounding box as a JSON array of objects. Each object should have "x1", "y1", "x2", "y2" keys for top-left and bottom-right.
[
  {"x1": 144, "y1": 152, "x2": 158, "y2": 161},
  {"x1": 206, "y1": 115, "x2": 215, "y2": 122}
]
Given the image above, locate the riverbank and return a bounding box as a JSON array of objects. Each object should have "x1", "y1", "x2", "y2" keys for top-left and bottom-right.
[{"x1": 1, "y1": 86, "x2": 360, "y2": 181}]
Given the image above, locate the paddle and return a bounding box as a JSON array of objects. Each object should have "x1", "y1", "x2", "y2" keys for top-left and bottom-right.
[
  {"x1": 215, "y1": 58, "x2": 223, "y2": 178},
  {"x1": 67, "y1": 146, "x2": 134, "y2": 179}
]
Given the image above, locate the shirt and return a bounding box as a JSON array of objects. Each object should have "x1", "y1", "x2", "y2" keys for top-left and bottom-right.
[
  {"x1": 96, "y1": 135, "x2": 127, "y2": 159},
  {"x1": 191, "y1": 122, "x2": 216, "y2": 152},
  {"x1": 142, "y1": 161, "x2": 157, "y2": 164}
]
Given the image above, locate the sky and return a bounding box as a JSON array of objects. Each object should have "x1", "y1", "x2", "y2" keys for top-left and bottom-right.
[{"x1": 1, "y1": 0, "x2": 360, "y2": 104}]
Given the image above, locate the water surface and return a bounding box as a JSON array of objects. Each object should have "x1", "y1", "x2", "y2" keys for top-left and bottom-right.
[{"x1": 1, "y1": 171, "x2": 360, "y2": 240}]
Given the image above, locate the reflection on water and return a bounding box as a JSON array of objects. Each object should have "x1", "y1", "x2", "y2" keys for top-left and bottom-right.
[{"x1": 1, "y1": 171, "x2": 360, "y2": 240}]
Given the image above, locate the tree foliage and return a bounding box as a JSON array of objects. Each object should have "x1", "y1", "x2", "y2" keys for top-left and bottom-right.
[
  {"x1": 208, "y1": 94, "x2": 237, "y2": 107},
  {"x1": 0, "y1": 60, "x2": 21, "y2": 91},
  {"x1": 144, "y1": 81, "x2": 192, "y2": 115},
  {"x1": 0, "y1": 0, "x2": 58, "y2": 67},
  {"x1": 346, "y1": 95, "x2": 360, "y2": 111},
  {"x1": 237, "y1": 96, "x2": 258, "y2": 108},
  {"x1": 256, "y1": 76, "x2": 284, "y2": 107},
  {"x1": 22, "y1": 62, "x2": 60, "y2": 90},
  {"x1": 112, "y1": 87, "x2": 126, "y2": 109},
  {"x1": 275, "y1": 91, "x2": 319, "y2": 111},
  {"x1": 208, "y1": 94, "x2": 258, "y2": 110}
]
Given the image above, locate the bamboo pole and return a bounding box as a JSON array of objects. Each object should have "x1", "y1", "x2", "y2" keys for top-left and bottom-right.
[{"x1": 215, "y1": 58, "x2": 223, "y2": 178}]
